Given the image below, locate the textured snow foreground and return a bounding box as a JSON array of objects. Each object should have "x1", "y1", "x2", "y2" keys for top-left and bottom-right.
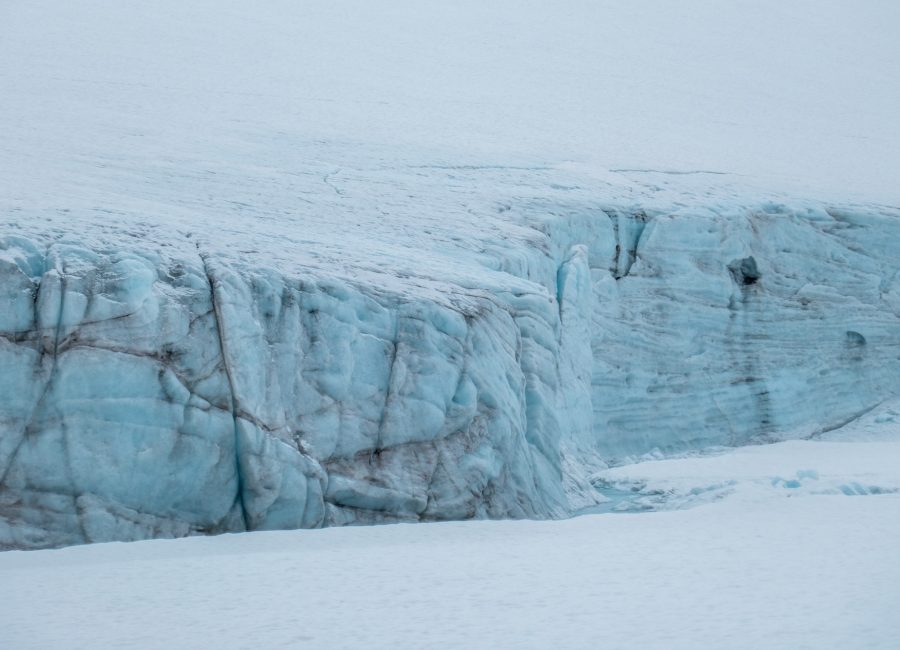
[
  {"x1": 2, "y1": 440, "x2": 899, "y2": 650},
  {"x1": 2, "y1": 0, "x2": 900, "y2": 550}
]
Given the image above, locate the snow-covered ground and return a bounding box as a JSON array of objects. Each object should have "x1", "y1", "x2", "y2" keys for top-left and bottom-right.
[
  {"x1": 4, "y1": 0, "x2": 900, "y2": 205},
  {"x1": 2, "y1": 437, "x2": 899, "y2": 650}
]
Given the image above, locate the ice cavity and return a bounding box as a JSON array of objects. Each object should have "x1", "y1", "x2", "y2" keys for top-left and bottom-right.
[{"x1": 2, "y1": 200, "x2": 899, "y2": 549}]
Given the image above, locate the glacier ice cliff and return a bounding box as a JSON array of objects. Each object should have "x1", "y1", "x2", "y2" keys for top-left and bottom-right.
[
  {"x1": 2, "y1": 191, "x2": 899, "y2": 549},
  {"x1": 4, "y1": 0, "x2": 900, "y2": 549}
]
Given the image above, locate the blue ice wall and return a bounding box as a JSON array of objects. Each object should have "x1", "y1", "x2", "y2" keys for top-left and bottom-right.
[{"x1": 2, "y1": 203, "x2": 899, "y2": 548}]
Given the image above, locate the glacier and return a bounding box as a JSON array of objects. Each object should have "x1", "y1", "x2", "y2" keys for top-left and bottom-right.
[
  {"x1": 3, "y1": 178, "x2": 899, "y2": 548},
  {"x1": 2, "y1": 0, "x2": 900, "y2": 549}
]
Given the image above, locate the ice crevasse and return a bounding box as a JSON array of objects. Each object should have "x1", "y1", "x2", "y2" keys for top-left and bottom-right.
[{"x1": 1, "y1": 200, "x2": 899, "y2": 549}]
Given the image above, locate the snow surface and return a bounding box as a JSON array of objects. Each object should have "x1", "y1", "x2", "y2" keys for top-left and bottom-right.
[
  {"x1": 4, "y1": 0, "x2": 900, "y2": 204},
  {"x1": 2, "y1": 439, "x2": 899, "y2": 650},
  {"x1": 2, "y1": 0, "x2": 900, "y2": 547}
]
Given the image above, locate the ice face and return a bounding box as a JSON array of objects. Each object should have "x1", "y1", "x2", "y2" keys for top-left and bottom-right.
[
  {"x1": 2, "y1": 198, "x2": 899, "y2": 549},
  {"x1": 0, "y1": 225, "x2": 576, "y2": 547}
]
